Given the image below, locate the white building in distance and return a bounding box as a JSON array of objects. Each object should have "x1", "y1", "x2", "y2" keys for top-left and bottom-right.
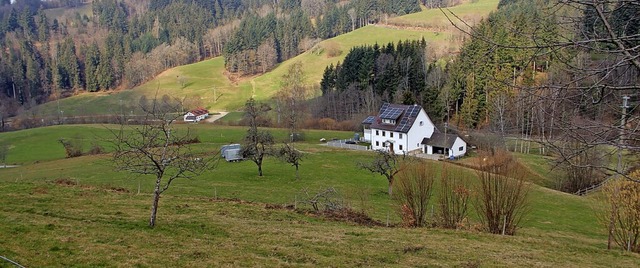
[{"x1": 362, "y1": 103, "x2": 466, "y2": 158}]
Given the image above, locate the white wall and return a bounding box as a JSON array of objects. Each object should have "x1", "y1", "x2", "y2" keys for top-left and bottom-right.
[
  {"x1": 451, "y1": 137, "x2": 467, "y2": 157},
  {"x1": 406, "y1": 109, "x2": 435, "y2": 153},
  {"x1": 370, "y1": 129, "x2": 397, "y2": 153},
  {"x1": 183, "y1": 112, "x2": 195, "y2": 122},
  {"x1": 370, "y1": 108, "x2": 435, "y2": 155},
  {"x1": 363, "y1": 129, "x2": 371, "y2": 142}
]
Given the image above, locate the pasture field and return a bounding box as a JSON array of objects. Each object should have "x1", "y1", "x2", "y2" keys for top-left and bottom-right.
[
  {"x1": 30, "y1": 0, "x2": 499, "y2": 118},
  {"x1": 388, "y1": 0, "x2": 499, "y2": 29},
  {"x1": 1, "y1": 124, "x2": 639, "y2": 266}
]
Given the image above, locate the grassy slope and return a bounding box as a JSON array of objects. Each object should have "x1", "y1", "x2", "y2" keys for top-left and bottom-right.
[
  {"x1": 1, "y1": 124, "x2": 638, "y2": 266},
  {"x1": 389, "y1": 0, "x2": 498, "y2": 27},
  {"x1": 43, "y1": 3, "x2": 93, "y2": 20},
  {"x1": 31, "y1": 0, "x2": 499, "y2": 117}
]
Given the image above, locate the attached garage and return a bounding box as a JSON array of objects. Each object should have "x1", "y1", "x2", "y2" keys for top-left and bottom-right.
[{"x1": 422, "y1": 133, "x2": 467, "y2": 158}]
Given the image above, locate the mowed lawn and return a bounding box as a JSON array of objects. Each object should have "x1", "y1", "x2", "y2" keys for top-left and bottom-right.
[{"x1": 1, "y1": 125, "x2": 639, "y2": 266}]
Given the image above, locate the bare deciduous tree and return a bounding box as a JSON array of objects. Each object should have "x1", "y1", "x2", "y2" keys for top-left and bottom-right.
[
  {"x1": 278, "y1": 143, "x2": 304, "y2": 179},
  {"x1": 358, "y1": 149, "x2": 406, "y2": 195},
  {"x1": 278, "y1": 61, "x2": 312, "y2": 141},
  {"x1": 109, "y1": 95, "x2": 213, "y2": 228},
  {"x1": 241, "y1": 98, "x2": 274, "y2": 176},
  {"x1": 257, "y1": 37, "x2": 278, "y2": 73}
]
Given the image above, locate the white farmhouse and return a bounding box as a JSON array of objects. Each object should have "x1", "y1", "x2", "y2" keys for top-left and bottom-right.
[
  {"x1": 362, "y1": 103, "x2": 467, "y2": 158},
  {"x1": 183, "y1": 108, "x2": 209, "y2": 122}
]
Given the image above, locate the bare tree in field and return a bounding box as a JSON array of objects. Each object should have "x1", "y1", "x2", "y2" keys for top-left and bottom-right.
[
  {"x1": 358, "y1": 149, "x2": 406, "y2": 195},
  {"x1": 277, "y1": 61, "x2": 313, "y2": 141},
  {"x1": 241, "y1": 98, "x2": 274, "y2": 176},
  {"x1": 278, "y1": 142, "x2": 304, "y2": 179},
  {"x1": 109, "y1": 95, "x2": 213, "y2": 228}
]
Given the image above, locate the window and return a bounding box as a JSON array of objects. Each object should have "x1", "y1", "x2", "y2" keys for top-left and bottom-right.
[
  {"x1": 419, "y1": 121, "x2": 424, "y2": 126},
  {"x1": 399, "y1": 145, "x2": 403, "y2": 151},
  {"x1": 382, "y1": 131, "x2": 386, "y2": 137},
  {"x1": 376, "y1": 141, "x2": 379, "y2": 146},
  {"x1": 390, "y1": 132, "x2": 394, "y2": 138},
  {"x1": 459, "y1": 146, "x2": 464, "y2": 151},
  {"x1": 376, "y1": 130, "x2": 379, "y2": 136},
  {"x1": 399, "y1": 133, "x2": 403, "y2": 139}
]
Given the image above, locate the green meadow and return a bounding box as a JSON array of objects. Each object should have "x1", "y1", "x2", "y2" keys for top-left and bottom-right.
[{"x1": 1, "y1": 124, "x2": 639, "y2": 266}]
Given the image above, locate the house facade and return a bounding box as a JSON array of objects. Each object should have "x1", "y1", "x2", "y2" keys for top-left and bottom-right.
[
  {"x1": 183, "y1": 108, "x2": 209, "y2": 122},
  {"x1": 362, "y1": 103, "x2": 466, "y2": 157}
]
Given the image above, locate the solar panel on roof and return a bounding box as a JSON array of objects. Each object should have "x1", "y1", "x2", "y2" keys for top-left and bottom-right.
[
  {"x1": 379, "y1": 103, "x2": 390, "y2": 114},
  {"x1": 362, "y1": 116, "x2": 375, "y2": 124},
  {"x1": 397, "y1": 117, "x2": 412, "y2": 132},
  {"x1": 381, "y1": 107, "x2": 403, "y2": 119},
  {"x1": 408, "y1": 106, "x2": 420, "y2": 117}
]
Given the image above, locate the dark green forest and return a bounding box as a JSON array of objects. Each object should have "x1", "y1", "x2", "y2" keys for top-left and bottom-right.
[
  {"x1": 0, "y1": 0, "x2": 421, "y2": 113},
  {"x1": 317, "y1": 39, "x2": 444, "y2": 121}
]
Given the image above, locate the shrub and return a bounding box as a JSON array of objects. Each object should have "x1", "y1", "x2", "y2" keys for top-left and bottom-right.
[
  {"x1": 324, "y1": 41, "x2": 341, "y2": 57},
  {"x1": 556, "y1": 141, "x2": 606, "y2": 193},
  {"x1": 87, "y1": 142, "x2": 105, "y2": 155},
  {"x1": 318, "y1": 118, "x2": 337, "y2": 130},
  {"x1": 58, "y1": 135, "x2": 84, "y2": 158},
  {"x1": 437, "y1": 164, "x2": 471, "y2": 229},
  {"x1": 603, "y1": 171, "x2": 640, "y2": 253},
  {"x1": 394, "y1": 162, "x2": 435, "y2": 227},
  {"x1": 474, "y1": 150, "x2": 529, "y2": 235}
]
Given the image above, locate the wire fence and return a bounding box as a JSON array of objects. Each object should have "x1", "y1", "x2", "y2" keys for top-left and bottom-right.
[
  {"x1": 326, "y1": 139, "x2": 369, "y2": 151},
  {"x1": 1, "y1": 255, "x2": 25, "y2": 268}
]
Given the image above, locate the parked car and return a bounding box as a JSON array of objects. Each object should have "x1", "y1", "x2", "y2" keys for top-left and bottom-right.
[{"x1": 345, "y1": 140, "x2": 357, "y2": 144}]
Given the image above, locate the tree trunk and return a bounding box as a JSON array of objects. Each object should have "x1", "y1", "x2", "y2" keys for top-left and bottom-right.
[
  {"x1": 258, "y1": 163, "x2": 263, "y2": 176},
  {"x1": 295, "y1": 165, "x2": 299, "y2": 180},
  {"x1": 149, "y1": 178, "x2": 162, "y2": 228}
]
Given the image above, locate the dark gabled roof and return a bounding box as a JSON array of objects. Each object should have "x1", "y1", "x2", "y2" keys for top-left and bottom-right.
[
  {"x1": 366, "y1": 103, "x2": 423, "y2": 133},
  {"x1": 421, "y1": 133, "x2": 459, "y2": 148}
]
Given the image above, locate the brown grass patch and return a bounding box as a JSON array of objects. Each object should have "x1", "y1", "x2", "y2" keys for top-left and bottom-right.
[
  {"x1": 53, "y1": 178, "x2": 78, "y2": 186},
  {"x1": 309, "y1": 208, "x2": 385, "y2": 227}
]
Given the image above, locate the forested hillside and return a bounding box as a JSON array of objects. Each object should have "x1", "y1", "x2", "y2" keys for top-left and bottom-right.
[
  {"x1": 317, "y1": 39, "x2": 445, "y2": 121},
  {"x1": 0, "y1": 0, "x2": 426, "y2": 120},
  {"x1": 318, "y1": 0, "x2": 638, "y2": 133}
]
